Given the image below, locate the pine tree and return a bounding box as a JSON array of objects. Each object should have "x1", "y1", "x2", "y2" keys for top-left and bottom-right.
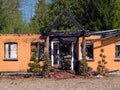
[
  {"x1": 42, "y1": 53, "x2": 51, "y2": 78},
  {"x1": 77, "y1": 0, "x2": 120, "y2": 31},
  {"x1": 1, "y1": 0, "x2": 29, "y2": 34},
  {"x1": 32, "y1": 0, "x2": 120, "y2": 32},
  {"x1": 29, "y1": 0, "x2": 49, "y2": 33},
  {"x1": 27, "y1": 48, "x2": 42, "y2": 73},
  {"x1": 0, "y1": 1, "x2": 6, "y2": 32}
]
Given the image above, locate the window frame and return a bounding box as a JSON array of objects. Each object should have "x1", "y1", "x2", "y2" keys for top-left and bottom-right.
[
  {"x1": 86, "y1": 43, "x2": 94, "y2": 60},
  {"x1": 37, "y1": 42, "x2": 44, "y2": 61},
  {"x1": 115, "y1": 43, "x2": 120, "y2": 60},
  {"x1": 4, "y1": 42, "x2": 18, "y2": 61},
  {"x1": 79, "y1": 43, "x2": 94, "y2": 61},
  {"x1": 31, "y1": 42, "x2": 44, "y2": 61}
]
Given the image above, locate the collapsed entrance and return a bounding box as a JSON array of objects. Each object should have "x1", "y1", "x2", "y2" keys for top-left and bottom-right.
[
  {"x1": 42, "y1": 9, "x2": 88, "y2": 71},
  {"x1": 50, "y1": 37, "x2": 75, "y2": 70}
]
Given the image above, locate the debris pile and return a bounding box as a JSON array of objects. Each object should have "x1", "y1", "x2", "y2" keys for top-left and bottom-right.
[{"x1": 49, "y1": 70, "x2": 81, "y2": 79}]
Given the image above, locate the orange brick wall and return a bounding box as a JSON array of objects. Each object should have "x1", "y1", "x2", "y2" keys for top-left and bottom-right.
[
  {"x1": 78, "y1": 36, "x2": 120, "y2": 71},
  {"x1": 0, "y1": 34, "x2": 120, "y2": 72},
  {"x1": 0, "y1": 34, "x2": 44, "y2": 72}
]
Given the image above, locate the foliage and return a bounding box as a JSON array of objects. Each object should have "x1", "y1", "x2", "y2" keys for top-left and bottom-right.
[
  {"x1": 27, "y1": 62, "x2": 42, "y2": 73},
  {"x1": 28, "y1": 44, "x2": 48, "y2": 75},
  {"x1": 0, "y1": 0, "x2": 30, "y2": 34},
  {"x1": 0, "y1": 0, "x2": 119, "y2": 34},
  {"x1": 42, "y1": 53, "x2": 51, "y2": 78},
  {"x1": 31, "y1": 0, "x2": 120, "y2": 33},
  {"x1": 27, "y1": 48, "x2": 42, "y2": 73},
  {"x1": 0, "y1": 2, "x2": 5, "y2": 31},
  {"x1": 80, "y1": 58, "x2": 88, "y2": 75},
  {"x1": 78, "y1": 0, "x2": 120, "y2": 31},
  {"x1": 29, "y1": 0, "x2": 49, "y2": 33},
  {"x1": 97, "y1": 49, "x2": 108, "y2": 75}
]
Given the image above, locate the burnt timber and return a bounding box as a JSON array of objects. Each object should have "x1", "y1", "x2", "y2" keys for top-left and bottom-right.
[{"x1": 42, "y1": 9, "x2": 120, "y2": 71}]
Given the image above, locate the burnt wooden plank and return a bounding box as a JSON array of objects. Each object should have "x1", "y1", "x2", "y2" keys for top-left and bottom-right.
[
  {"x1": 42, "y1": 9, "x2": 87, "y2": 36},
  {"x1": 49, "y1": 30, "x2": 83, "y2": 37},
  {"x1": 92, "y1": 32, "x2": 120, "y2": 43},
  {"x1": 82, "y1": 36, "x2": 86, "y2": 60}
]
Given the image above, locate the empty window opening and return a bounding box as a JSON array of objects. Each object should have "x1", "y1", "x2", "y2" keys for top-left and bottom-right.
[
  {"x1": 31, "y1": 42, "x2": 44, "y2": 61},
  {"x1": 79, "y1": 43, "x2": 93, "y2": 60},
  {"x1": 115, "y1": 44, "x2": 120, "y2": 59},
  {"x1": 86, "y1": 44, "x2": 93, "y2": 60}
]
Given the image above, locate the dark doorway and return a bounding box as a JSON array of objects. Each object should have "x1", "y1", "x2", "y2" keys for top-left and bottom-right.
[{"x1": 51, "y1": 40, "x2": 74, "y2": 70}]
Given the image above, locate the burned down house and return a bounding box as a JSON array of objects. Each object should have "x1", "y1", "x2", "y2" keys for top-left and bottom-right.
[
  {"x1": 0, "y1": 10, "x2": 120, "y2": 72},
  {"x1": 42, "y1": 9, "x2": 89, "y2": 70},
  {"x1": 42, "y1": 9, "x2": 120, "y2": 71}
]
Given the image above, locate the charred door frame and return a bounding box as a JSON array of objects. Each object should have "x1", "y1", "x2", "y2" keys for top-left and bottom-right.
[
  {"x1": 50, "y1": 36, "x2": 78, "y2": 70},
  {"x1": 42, "y1": 9, "x2": 89, "y2": 71}
]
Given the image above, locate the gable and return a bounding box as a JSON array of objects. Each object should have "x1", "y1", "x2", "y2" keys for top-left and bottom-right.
[{"x1": 42, "y1": 9, "x2": 86, "y2": 36}]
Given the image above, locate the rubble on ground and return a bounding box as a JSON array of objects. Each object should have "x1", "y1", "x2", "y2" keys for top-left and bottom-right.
[{"x1": 49, "y1": 70, "x2": 81, "y2": 79}]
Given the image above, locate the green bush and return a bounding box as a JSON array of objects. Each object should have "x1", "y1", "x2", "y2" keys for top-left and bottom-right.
[
  {"x1": 27, "y1": 48, "x2": 42, "y2": 73},
  {"x1": 42, "y1": 53, "x2": 51, "y2": 78},
  {"x1": 80, "y1": 58, "x2": 88, "y2": 75}
]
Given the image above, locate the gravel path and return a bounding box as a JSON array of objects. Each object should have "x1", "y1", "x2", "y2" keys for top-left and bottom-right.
[{"x1": 0, "y1": 77, "x2": 120, "y2": 90}]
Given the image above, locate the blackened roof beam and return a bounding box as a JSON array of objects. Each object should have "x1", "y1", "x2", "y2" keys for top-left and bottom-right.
[
  {"x1": 42, "y1": 9, "x2": 86, "y2": 36},
  {"x1": 50, "y1": 30, "x2": 83, "y2": 37}
]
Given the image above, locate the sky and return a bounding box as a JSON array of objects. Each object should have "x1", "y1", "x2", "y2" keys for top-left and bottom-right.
[{"x1": 19, "y1": 0, "x2": 51, "y2": 23}]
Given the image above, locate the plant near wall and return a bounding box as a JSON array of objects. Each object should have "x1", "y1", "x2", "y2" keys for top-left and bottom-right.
[
  {"x1": 80, "y1": 58, "x2": 88, "y2": 75},
  {"x1": 79, "y1": 38, "x2": 89, "y2": 76},
  {"x1": 42, "y1": 53, "x2": 51, "y2": 78},
  {"x1": 97, "y1": 49, "x2": 107, "y2": 75},
  {"x1": 27, "y1": 48, "x2": 42, "y2": 73}
]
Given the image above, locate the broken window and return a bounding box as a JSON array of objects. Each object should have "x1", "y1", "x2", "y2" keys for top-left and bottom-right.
[
  {"x1": 79, "y1": 43, "x2": 93, "y2": 60},
  {"x1": 31, "y1": 42, "x2": 44, "y2": 61},
  {"x1": 86, "y1": 43, "x2": 93, "y2": 60},
  {"x1": 38, "y1": 43, "x2": 44, "y2": 60},
  {"x1": 4, "y1": 42, "x2": 18, "y2": 60},
  {"x1": 115, "y1": 44, "x2": 120, "y2": 59}
]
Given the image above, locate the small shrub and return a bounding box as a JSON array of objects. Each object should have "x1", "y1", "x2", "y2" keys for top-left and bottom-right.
[
  {"x1": 80, "y1": 58, "x2": 88, "y2": 75},
  {"x1": 30, "y1": 53, "x2": 36, "y2": 61},
  {"x1": 27, "y1": 48, "x2": 42, "y2": 73},
  {"x1": 31, "y1": 48, "x2": 37, "y2": 52},
  {"x1": 42, "y1": 53, "x2": 51, "y2": 78},
  {"x1": 97, "y1": 49, "x2": 107, "y2": 75},
  {"x1": 27, "y1": 61, "x2": 42, "y2": 73}
]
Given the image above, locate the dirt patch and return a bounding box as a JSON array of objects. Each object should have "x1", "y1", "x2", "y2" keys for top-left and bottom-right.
[
  {"x1": 0, "y1": 77, "x2": 120, "y2": 90},
  {"x1": 49, "y1": 70, "x2": 80, "y2": 79}
]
